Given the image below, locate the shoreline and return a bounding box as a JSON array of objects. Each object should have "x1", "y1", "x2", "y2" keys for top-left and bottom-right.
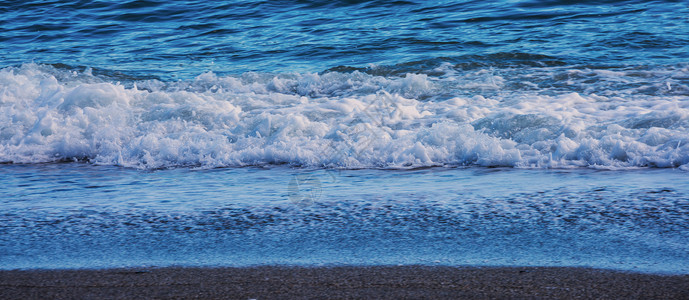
[{"x1": 2, "y1": 266, "x2": 687, "y2": 299}]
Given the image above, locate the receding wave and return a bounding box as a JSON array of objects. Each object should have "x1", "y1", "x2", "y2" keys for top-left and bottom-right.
[{"x1": 1, "y1": 63, "x2": 688, "y2": 169}]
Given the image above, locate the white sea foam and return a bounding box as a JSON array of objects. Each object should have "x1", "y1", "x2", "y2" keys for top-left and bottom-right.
[{"x1": 1, "y1": 63, "x2": 688, "y2": 169}]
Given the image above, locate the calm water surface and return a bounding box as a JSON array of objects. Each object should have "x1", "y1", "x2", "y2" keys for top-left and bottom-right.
[{"x1": 1, "y1": 165, "x2": 688, "y2": 273}]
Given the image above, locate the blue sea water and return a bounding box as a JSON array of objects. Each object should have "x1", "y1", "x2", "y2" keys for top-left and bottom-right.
[{"x1": 1, "y1": 0, "x2": 689, "y2": 273}]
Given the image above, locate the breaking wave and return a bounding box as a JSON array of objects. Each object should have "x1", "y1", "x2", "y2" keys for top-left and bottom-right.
[{"x1": 1, "y1": 62, "x2": 688, "y2": 169}]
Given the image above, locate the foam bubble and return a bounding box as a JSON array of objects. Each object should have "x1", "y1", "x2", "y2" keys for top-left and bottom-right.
[{"x1": 1, "y1": 63, "x2": 688, "y2": 169}]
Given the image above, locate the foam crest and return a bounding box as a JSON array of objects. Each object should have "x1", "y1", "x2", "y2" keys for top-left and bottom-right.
[{"x1": 1, "y1": 63, "x2": 688, "y2": 169}]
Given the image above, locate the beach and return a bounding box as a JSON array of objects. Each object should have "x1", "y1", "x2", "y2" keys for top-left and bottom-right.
[{"x1": 2, "y1": 266, "x2": 688, "y2": 299}]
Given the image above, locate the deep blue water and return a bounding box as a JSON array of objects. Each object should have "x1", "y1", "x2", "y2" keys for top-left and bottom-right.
[
  {"x1": 1, "y1": 0, "x2": 689, "y2": 272},
  {"x1": 2, "y1": 0, "x2": 688, "y2": 78}
]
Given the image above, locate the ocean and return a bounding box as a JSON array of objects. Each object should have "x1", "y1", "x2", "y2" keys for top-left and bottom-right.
[{"x1": 1, "y1": 0, "x2": 688, "y2": 273}]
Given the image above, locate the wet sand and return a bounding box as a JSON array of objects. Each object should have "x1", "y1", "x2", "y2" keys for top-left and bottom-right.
[{"x1": 1, "y1": 266, "x2": 687, "y2": 299}]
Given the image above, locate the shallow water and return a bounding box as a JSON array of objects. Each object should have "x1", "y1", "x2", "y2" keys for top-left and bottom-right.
[{"x1": 1, "y1": 164, "x2": 688, "y2": 273}]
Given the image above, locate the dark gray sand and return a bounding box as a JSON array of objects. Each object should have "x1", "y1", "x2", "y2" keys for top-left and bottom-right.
[{"x1": 1, "y1": 266, "x2": 688, "y2": 299}]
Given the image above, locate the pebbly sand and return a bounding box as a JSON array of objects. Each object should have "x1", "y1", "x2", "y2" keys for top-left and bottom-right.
[{"x1": 1, "y1": 266, "x2": 688, "y2": 299}]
